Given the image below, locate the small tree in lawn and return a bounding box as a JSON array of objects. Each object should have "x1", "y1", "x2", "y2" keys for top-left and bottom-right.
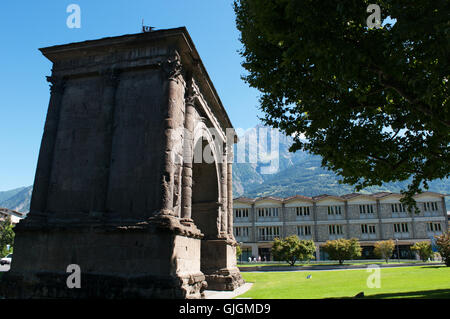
[
  {"x1": 411, "y1": 241, "x2": 434, "y2": 262},
  {"x1": 236, "y1": 244, "x2": 242, "y2": 261},
  {"x1": 435, "y1": 231, "x2": 450, "y2": 267},
  {"x1": 374, "y1": 240, "x2": 395, "y2": 263},
  {"x1": 321, "y1": 238, "x2": 361, "y2": 265},
  {"x1": 0, "y1": 217, "x2": 15, "y2": 257},
  {"x1": 272, "y1": 236, "x2": 316, "y2": 266}
]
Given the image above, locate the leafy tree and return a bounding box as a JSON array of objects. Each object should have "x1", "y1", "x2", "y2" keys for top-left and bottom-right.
[
  {"x1": 411, "y1": 241, "x2": 433, "y2": 262},
  {"x1": 236, "y1": 244, "x2": 242, "y2": 259},
  {"x1": 272, "y1": 235, "x2": 316, "y2": 266},
  {"x1": 435, "y1": 231, "x2": 450, "y2": 267},
  {"x1": 374, "y1": 240, "x2": 395, "y2": 263},
  {"x1": 321, "y1": 238, "x2": 362, "y2": 264},
  {"x1": 234, "y1": 0, "x2": 450, "y2": 212},
  {"x1": 0, "y1": 218, "x2": 15, "y2": 257}
]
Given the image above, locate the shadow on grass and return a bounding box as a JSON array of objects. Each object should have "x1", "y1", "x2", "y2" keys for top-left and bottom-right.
[
  {"x1": 364, "y1": 289, "x2": 450, "y2": 299},
  {"x1": 332, "y1": 289, "x2": 450, "y2": 299},
  {"x1": 420, "y1": 265, "x2": 447, "y2": 269}
]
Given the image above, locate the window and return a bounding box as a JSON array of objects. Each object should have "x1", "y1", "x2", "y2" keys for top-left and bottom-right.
[
  {"x1": 394, "y1": 223, "x2": 409, "y2": 233},
  {"x1": 391, "y1": 204, "x2": 406, "y2": 213},
  {"x1": 234, "y1": 208, "x2": 249, "y2": 219},
  {"x1": 327, "y1": 206, "x2": 342, "y2": 215},
  {"x1": 361, "y1": 224, "x2": 376, "y2": 234},
  {"x1": 423, "y1": 202, "x2": 439, "y2": 212},
  {"x1": 296, "y1": 206, "x2": 310, "y2": 216},
  {"x1": 328, "y1": 224, "x2": 343, "y2": 235},
  {"x1": 258, "y1": 227, "x2": 280, "y2": 241},
  {"x1": 427, "y1": 223, "x2": 442, "y2": 232},
  {"x1": 234, "y1": 227, "x2": 249, "y2": 237},
  {"x1": 257, "y1": 207, "x2": 279, "y2": 218},
  {"x1": 359, "y1": 204, "x2": 374, "y2": 214},
  {"x1": 297, "y1": 225, "x2": 312, "y2": 236}
]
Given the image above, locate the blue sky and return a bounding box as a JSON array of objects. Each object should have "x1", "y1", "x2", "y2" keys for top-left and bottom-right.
[{"x1": 0, "y1": 1, "x2": 263, "y2": 191}]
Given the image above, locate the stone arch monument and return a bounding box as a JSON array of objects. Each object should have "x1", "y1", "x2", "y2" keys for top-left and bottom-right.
[{"x1": 1, "y1": 27, "x2": 244, "y2": 298}]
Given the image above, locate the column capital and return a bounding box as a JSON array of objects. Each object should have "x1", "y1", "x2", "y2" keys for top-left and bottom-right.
[
  {"x1": 46, "y1": 76, "x2": 65, "y2": 93},
  {"x1": 161, "y1": 52, "x2": 182, "y2": 82}
]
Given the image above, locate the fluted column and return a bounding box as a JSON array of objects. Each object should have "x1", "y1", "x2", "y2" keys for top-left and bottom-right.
[
  {"x1": 181, "y1": 88, "x2": 196, "y2": 222},
  {"x1": 29, "y1": 76, "x2": 65, "y2": 216},
  {"x1": 220, "y1": 147, "x2": 228, "y2": 237},
  {"x1": 227, "y1": 148, "x2": 234, "y2": 237},
  {"x1": 160, "y1": 53, "x2": 182, "y2": 217}
]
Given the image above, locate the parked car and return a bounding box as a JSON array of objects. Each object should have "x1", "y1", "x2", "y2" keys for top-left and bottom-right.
[{"x1": 0, "y1": 254, "x2": 12, "y2": 265}]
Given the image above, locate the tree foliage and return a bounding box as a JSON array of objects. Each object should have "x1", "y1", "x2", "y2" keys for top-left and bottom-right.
[
  {"x1": 272, "y1": 235, "x2": 316, "y2": 266},
  {"x1": 0, "y1": 218, "x2": 15, "y2": 257},
  {"x1": 411, "y1": 241, "x2": 433, "y2": 262},
  {"x1": 435, "y1": 231, "x2": 450, "y2": 267},
  {"x1": 321, "y1": 238, "x2": 362, "y2": 264},
  {"x1": 234, "y1": 0, "x2": 450, "y2": 212},
  {"x1": 373, "y1": 239, "x2": 395, "y2": 263},
  {"x1": 236, "y1": 244, "x2": 243, "y2": 259}
]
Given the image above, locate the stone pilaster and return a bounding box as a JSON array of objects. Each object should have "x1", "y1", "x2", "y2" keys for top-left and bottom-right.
[
  {"x1": 160, "y1": 53, "x2": 183, "y2": 217},
  {"x1": 29, "y1": 76, "x2": 65, "y2": 218},
  {"x1": 313, "y1": 202, "x2": 318, "y2": 242},
  {"x1": 376, "y1": 199, "x2": 383, "y2": 240},
  {"x1": 227, "y1": 158, "x2": 234, "y2": 239},
  {"x1": 251, "y1": 203, "x2": 256, "y2": 242},
  {"x1": 220, "y1": 148, "x2": 228, "y2": 238},
  {"x1": 181, "y1": 85, "x2": 196, "y2": 223},
  {"x1": 94, "y1": 69, "x2": 120, "y2": 215}
]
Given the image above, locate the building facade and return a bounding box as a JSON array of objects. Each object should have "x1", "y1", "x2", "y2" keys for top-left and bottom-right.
[
  {"x1": 233, "y1": 192, "x2": 448, "y2": 261},
  {"x1": 0, "y1": 208, "x2": 24, "y2": 224}
]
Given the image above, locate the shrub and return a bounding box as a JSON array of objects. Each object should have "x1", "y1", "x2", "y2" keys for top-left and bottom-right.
[
  {"x1": 435, "y1": 231, "x2": 450, "y2": 267},
  {"x1": 374, "y1": 240, "x2": 395, "y2": 263},
  {"x1": 321, "y1": 238, "x2": 362, "y2": 265},
  {"x1": 411, "y1": 241, "x2": 433, "y2": 262},
  {"x1": 272, "y1": 235, "x2": 316, "y2": 266}
]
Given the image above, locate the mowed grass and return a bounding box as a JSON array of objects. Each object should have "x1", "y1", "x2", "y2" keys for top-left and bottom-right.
[{"x1": 238, "y1": 266, "x2": 450, "y2": 299}]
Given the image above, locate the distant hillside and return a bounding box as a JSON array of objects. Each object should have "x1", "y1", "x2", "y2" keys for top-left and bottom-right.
[
  {"x1": 232, "y1": 126, "x2": 450, "y2": 207},
  {"x1": 0, "y1": 186, "x2": 28, "y2": 203},
  {"x1": 0, "y1": 186, "x2": 32, "y2": 213}
]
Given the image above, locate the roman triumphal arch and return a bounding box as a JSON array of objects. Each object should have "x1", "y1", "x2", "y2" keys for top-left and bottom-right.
[{"x1": 1, "y1": 27, "x2": 244, "y2": 298}]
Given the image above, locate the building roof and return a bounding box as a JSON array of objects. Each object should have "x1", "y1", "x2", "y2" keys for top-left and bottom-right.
[
  {"x1": 0, "y1": 208, "x2": 24, "y2": 224},
  {"x1": 233, "y1": 191, "x2": 447, "y2": 204}
]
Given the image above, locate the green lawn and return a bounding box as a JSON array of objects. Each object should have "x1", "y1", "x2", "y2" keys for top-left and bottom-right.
[
  {"x1": 238, "y1": 265, "x2": 450, "y2": 299},
  {"x1": 238, "y1": 260, "x2": 429, "y2": 267}
]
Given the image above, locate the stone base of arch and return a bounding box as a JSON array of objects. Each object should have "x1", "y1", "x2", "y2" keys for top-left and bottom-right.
[
  {"x1": 201, "y1": 239, "x2": 245, "y2": 291},
  {"x1": 0, "y1": 214, "x2": 210, "y2": 299}
]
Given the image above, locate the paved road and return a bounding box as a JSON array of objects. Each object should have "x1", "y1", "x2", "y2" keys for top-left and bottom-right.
[{"x1": 0, "y1": 264, "x2": 10, "y2": 272}]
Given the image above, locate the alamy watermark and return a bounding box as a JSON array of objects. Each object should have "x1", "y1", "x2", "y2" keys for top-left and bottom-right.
[
  {"x1": 66, "y1": 4, "x2": 81, "y2": 29},
  {"x1": 366, "y1": 264, "x2": 381, "y2": 288},
  {"x1": 366, "y1": 4, "x2": 381, "y2": 29},
  {"x1": 171, "y1": 126, "x2": 280, "y2": 175},
  {"x1": 66, "y1": 264, "x2": 81, "y2": 288}
]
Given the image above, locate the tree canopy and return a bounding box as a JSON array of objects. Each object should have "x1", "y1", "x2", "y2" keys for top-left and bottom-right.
[
  {"x1": 435, "y1": 232, "x2": 450, "y2": 267},
  {"x1": 321, "y1": 238, "x2": 362, "y2": 264},
  {"x1": 411, "y1": 241, "x2": 433, "y2": 262},
  {"x1": 0, "y1": 218, "x2": 15, "y2": 257},
  {"x1": 373, "y1": 239, "x2": 395, "y2": 263},
  {"x1": 272, "y1": 236, "x2": 316, "y2": 265},
  {"x1": 234, "y1": 0, "x2": 450, "y2": 211}
]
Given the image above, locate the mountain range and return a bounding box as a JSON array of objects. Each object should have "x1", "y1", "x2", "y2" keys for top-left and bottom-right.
[{"x1": 1, "y1": 126, "x2": 448, "y2": 213}]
